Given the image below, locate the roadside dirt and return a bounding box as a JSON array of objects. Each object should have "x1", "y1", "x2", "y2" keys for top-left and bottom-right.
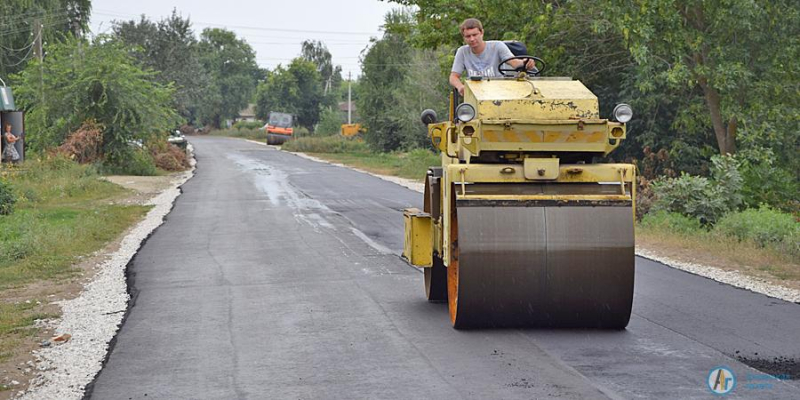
[
  {"x1": 637, "y1": 235, "x2": 800, "y2": 293},
  {"x1": 0, "y1": 174, "x2": 178, "y2": 400}
]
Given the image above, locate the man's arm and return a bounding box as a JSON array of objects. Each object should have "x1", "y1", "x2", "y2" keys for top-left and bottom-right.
[
  {"x1": 506, "y1": 58, "x2": 535, "y2": 70},
  {"x1": 450, "y1": 47, "x2": 466, "y2": 95},
  {"x1": 450, "y1": 72, "x2": 465, "y2": 96},
  {"x1": 499, "y1": 42, "x2": 535, "y2": 71}
]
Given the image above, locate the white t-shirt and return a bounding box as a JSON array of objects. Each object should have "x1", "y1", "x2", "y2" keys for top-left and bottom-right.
[{"x1": 451, "y1": 41, "x2": 515, "y2": 78}]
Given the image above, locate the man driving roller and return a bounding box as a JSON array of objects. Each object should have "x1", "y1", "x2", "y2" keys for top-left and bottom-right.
[{"x1": 450, "y1": 18, "x2": 535, "y2": 96}]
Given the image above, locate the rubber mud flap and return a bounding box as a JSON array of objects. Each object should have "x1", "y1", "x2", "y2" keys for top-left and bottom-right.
[
  {"x1": 450, "y1": 203, "x2": 634, "y2": 328},
  {"x1": 425, "y1": 256, "x2": 448, "y2": 302}
]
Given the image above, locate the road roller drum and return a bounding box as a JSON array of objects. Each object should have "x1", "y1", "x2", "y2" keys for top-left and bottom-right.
[{"x1": 449, "y1": 201, "x2": 634, "y2": 328}]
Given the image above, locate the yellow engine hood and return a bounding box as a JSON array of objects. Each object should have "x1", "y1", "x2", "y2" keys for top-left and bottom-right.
[{"x1": 465, "y1": 79, "x2": 600, "y2": 121}]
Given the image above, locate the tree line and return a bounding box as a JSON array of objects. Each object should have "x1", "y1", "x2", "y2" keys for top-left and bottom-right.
[
  {"x1": 2, "y1": 1, "x2": 797, "y2": 213},
  {"x1": 358, "y1": 1, "x2": 798, "y2": 213}
]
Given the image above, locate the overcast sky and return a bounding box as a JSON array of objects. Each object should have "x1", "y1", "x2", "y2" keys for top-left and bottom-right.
[{"x1": 89, "y1": 0, "x2": 399, "y2": 78}]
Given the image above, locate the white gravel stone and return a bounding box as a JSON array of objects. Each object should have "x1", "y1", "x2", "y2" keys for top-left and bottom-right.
[
  {"x1": 636, "y1": 247, "x2": 800, "y2": 304},
  {"x1": 17, "y1": 145, "x2": 195, "y2": 400}
]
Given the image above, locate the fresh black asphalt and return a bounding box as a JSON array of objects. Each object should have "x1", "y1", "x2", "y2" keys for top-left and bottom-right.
[{"x1": 87, "y1": 136, "x2": 800, "y2": 399}]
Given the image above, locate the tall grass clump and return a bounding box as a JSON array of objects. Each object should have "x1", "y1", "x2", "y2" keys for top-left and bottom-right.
[
  {"x1": 714, "y1": 206, "x2": 799, "y2": 258},
  {"x1": 397, "y1": 148, "x2": 440, "y2": 178},
  {"x1": 651, "y1": 155, "x2": 742, "y2": 225},
  {"x1": 233, "y1": 120, "x2": 264, "y2": 130},
  {"x1": 99, "y1": 148, "x2": 158, "y2": 176},
  {"x1": 0, "y1": 156, "x2": 149, "y2": 288},
  {"x1": 639, "y1": 211, "x2": 705, "y2": 236},
  {"x1": 211, "y1": 128, "x2": 264, "y2": 142},
  {"x1": 282, "y1": 136, "x2": 369, "y2": 153},
  {"x1": 13, "y1": 155, "x2": 116, "y2": 204},
  {"x1": 0, "y1": 179, "x2": 16, "y2": 215}
]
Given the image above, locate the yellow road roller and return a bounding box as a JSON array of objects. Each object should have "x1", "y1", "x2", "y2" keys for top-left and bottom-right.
[{"x1": 402, "y1": 55, "x2": 636, "y2": 329}]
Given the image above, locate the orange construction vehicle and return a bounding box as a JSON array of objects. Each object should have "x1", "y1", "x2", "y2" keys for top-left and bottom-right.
[
  {"x1": 265, "y1": 111, "x2": 293, "y2": 145},
  {"x1": 340, "y1": 123, "x2": 364, "y2": 138}
]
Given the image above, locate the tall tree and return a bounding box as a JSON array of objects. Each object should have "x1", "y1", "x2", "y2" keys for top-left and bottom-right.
[
  {"x1": 256, "y1": 65, "x2": 299, "y2": 121},
  {"x1": 197, "y1": 28, "x2": 258, "y2": 128},
  {"x1": 0, "y1": 0, "x2": 91, "y2": 77},
  {"x1": 357, "y1": 9, "x2": 415, "y2": 152},
  {"x1": 301, "y1": 39, "x2": 342, "y2": 98},
  {"x1": 605, "y1": 0, "x2": 799, "y2": 157},
  {"x1": 255, "y1": 58, "x2": 324, "y2": 132},
  {"x1": 112, "y1": 11, "x2": 212, "y2": 124},
  {"x1": 13, "y1": 36, "x2": 182, "y2": 163}
]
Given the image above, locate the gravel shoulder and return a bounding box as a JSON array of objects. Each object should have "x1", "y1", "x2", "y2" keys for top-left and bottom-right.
[{"x1": 1, "y1": 149, "x2": 195, "y2": 400}]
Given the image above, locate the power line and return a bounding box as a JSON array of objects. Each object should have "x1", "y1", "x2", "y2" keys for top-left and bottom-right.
[
  {"x1": 248, "y1": 41, "x2": 370, "y2": 46},
  {"x1": 0, "y1": 13, "x2": 71, "y2": 37},
  {"x1": 0, "y1": 9, "x2": 72, "y2": 29},
  {"x1": 0, "y1": 36, "x2": 36, "y2": 52},
  {"x1": 92, "y1": 9, "x2": 380, "y2": 36},
  {"x1": 2, "y1": 27, "x2": 39, "y2": 68},
  {"x1": 0, "y1": 7, "x2": 69, "y2": 25}
]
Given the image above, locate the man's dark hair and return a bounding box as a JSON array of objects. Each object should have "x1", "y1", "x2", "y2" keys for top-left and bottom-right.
[{"x1": 459, "y1": 18, "x2": 483, "y2": 34}]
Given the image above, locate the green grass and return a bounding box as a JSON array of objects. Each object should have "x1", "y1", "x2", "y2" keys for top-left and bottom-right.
[
  {"x1": 281, "y1": 136, "x2": 439, "y2": 181},
  {"x1": 209, "y1": 127, "x2": 265, "y2": 142},
  {"x1": 0, "y1": 204, "x2": 149, "y2": 288},
  {"x1": 0, "y1": 156, "x2": 151, "y2": 372},
  {"x1": 0, "y1": 301, "x2": 57, "y2": 363},
  {"x1": 636, "y1": 213, "x2": 799, "y2": 282},
  {"x1": 0, "y1": 157, "x2": 150, "y2": 289},
  {"x1": 307, "y1": 150, "x2": 438, "y2": 181},
  {"x1": 281, "y1": 135, "x2": 369, "y2": 153},
  {"x1": 714, "y1": 206, "x2": 799, "y2": 257}
]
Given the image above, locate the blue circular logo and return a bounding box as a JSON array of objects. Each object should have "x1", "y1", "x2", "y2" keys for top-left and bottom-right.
[{"x1": 707, "y1": 366, "x2": 736, "y2": 395}]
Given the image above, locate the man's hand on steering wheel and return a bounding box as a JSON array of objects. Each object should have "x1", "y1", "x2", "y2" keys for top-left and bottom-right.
[{"x1": 498, "y1": 56, "x2": 546, "y2": 77}]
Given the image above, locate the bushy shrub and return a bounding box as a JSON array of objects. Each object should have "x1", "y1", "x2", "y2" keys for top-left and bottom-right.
[
  {"x1": 651, "y1": 155, "x2": 742, "y2": 225},
  {"x1": 709, "y1": 155, "x2": 743, "y2": 210},
  {"x1": 651, "y1": 174, "x2": 728, "y2": 225},
  {"x1": 146, "y1": 136, "x2": 189, "y2": 171},
  {"x1": 635, "y1": 176, "x2": 655, "y2": 221},
  {"x1": 57, "y1": 120, "x2": 104, "y2": 164},
  {"x1": 640, "y1": 211, "x2": 704, "y2": 235},
  {"x1": 179, "y1": 125, "x2": 196, "y2": 135},
  {"x1": 737, "y1": 149, "x2": 799, "y2": 213},
  {"x1": 0, "y1": 179, "x2": 17, "y2": 215},
  {"x1": 714, "y1": 206, "x2": 799, "y2": 256},
  {"x1": 104, "y1": 148, "x2": 157, "y2": 176},
  {"x1": 397, "y1": 148, "x2": 440, "y2": 179},
  {"x1": 315, "y1": 108, "x2": 344, "y2": 136},
  {"x1": 153, "y1": 145, "x2": 189, "y2": 171},
  {"x1": 294, "y1": 126, "x2": 310, "y2": 138}
]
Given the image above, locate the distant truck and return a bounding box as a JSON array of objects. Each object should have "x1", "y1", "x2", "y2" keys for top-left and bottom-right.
[{"x1": 265, "y1": 112, "x2": 293, "y2": 145}]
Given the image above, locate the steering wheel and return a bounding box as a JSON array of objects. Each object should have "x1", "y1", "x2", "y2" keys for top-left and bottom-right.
[{"x1": 498, "y1": 56, "x2": 546, "y2": 77}]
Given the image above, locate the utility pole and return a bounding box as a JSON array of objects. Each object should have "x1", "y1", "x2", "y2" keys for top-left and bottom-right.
[
  {"x1": 347, "y1": 72, "x2": 352, "y2": 124},
  {"x1": 32, "y1": 19, "x2": 43, "y2": 63},
  {"x1": 33, "y1": 18, "x2": 45, "y2": 123}
]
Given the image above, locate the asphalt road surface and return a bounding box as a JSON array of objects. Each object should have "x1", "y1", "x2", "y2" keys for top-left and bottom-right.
[{"x1": 88, "y1": 136, "x2": 800, "y2": 399}]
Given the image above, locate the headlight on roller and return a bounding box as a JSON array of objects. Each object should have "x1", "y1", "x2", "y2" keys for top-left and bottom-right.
[
  {"x1": 613, "y1": 103, "x2": 633, "y2": 123},
  {"x1": 456, "y1": 103, "x2": 476, "y2": 123}
]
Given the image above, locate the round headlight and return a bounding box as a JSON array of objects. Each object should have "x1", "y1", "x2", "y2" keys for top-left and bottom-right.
[
  {"x1": 456, "y1": 103, "x2": 476, "y2": 123},
  {"x1": 613, "y1": 103, "x2": 633, "y2": 123}
]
